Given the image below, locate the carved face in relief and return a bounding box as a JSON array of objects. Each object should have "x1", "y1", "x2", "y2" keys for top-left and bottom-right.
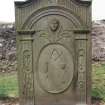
[{"x1": 49, "y1": 18, "x2": 60, "y2": 32}]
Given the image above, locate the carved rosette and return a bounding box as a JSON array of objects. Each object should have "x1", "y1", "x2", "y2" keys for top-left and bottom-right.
[{"x1": 77, "y1": 45, "x2": 86, "y2": 103}]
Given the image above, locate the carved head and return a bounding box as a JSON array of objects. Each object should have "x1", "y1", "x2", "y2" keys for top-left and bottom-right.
[{"x1": 49, "y1": 18, "x2": 60, "y2": 32}]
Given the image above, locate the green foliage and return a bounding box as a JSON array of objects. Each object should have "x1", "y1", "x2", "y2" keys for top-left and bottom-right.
[
  {"x1": 0, "y1": 73, "x2": 18, "y2": 98},
  {"x1": 0, "y1": 63, "x2": 105, "y2": 102},
  {"x1": 92, "y1": 63, "x2": 105, "y2": 101}
]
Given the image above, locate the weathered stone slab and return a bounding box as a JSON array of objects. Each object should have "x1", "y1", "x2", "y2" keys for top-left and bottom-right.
[{"x1": 15, "y1": 0, "x2": 92, "y2": 105}]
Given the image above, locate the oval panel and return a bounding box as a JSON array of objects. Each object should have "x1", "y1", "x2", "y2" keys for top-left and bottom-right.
[{"x1": 37, "y1": 44, "x2": 74, "y2": 93}]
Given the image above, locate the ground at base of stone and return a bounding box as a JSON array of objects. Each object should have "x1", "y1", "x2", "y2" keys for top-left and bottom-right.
[
  {"x1": 92, "y1": 101, "x2": 105, "y2": 105},
  {"x1": 0, "y1": 98, "x2": 19, "y2": 105},
  {"x1": 0, "y1": 98, "x2": 105, "y2": 105}
]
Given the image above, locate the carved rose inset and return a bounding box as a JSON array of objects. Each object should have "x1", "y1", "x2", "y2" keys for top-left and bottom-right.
[{"x1": 37, "y1": 44, "x2": 74, "y2": 93}]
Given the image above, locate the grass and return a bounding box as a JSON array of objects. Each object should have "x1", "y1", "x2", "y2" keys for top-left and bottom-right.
[
  {"x1": 0, "y1": 63, "x2": 105, "y2": 102},
  {"x1": 0, "y1": 73, "x2": 18, "y2": 98},
  {"x1": 92, "y1": 62, "x2": 105, "y2": 101}
]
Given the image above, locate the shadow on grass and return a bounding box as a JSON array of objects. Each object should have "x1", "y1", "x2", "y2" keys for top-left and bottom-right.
[
  {"x1": 92, "y1": 97, "x2": 103, "y2": 105},
  {"x1": 0, "y1": 96, "x2": 17, "y2": 100},
  {"x1": 0, "y1": 92, "x2": 19, "y2": 100},
  {"x1": 0, "y1": 96, "x2": 19, "y2": 105}
]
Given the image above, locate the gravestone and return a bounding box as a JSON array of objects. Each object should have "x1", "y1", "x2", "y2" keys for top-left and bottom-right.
[{"x1": 15, "y1": 0, "x2": 92, "y2": 105}]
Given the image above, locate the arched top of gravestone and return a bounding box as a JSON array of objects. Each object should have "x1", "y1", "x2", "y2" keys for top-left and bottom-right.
[
  {"x1": 21, "y1": 6, "x2": 83, "y2": 29},
  {"x1": 15, "y1": 0, "x2": 91, "y2": 7}
]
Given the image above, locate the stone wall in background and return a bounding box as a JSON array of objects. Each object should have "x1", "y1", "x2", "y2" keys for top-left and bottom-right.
[
  {"x1": 92, "y1": 20, "x2": 105, "y2": 61},
  {"x1": 0, "y1": 23, "x2": 16, "y2": 73}
]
